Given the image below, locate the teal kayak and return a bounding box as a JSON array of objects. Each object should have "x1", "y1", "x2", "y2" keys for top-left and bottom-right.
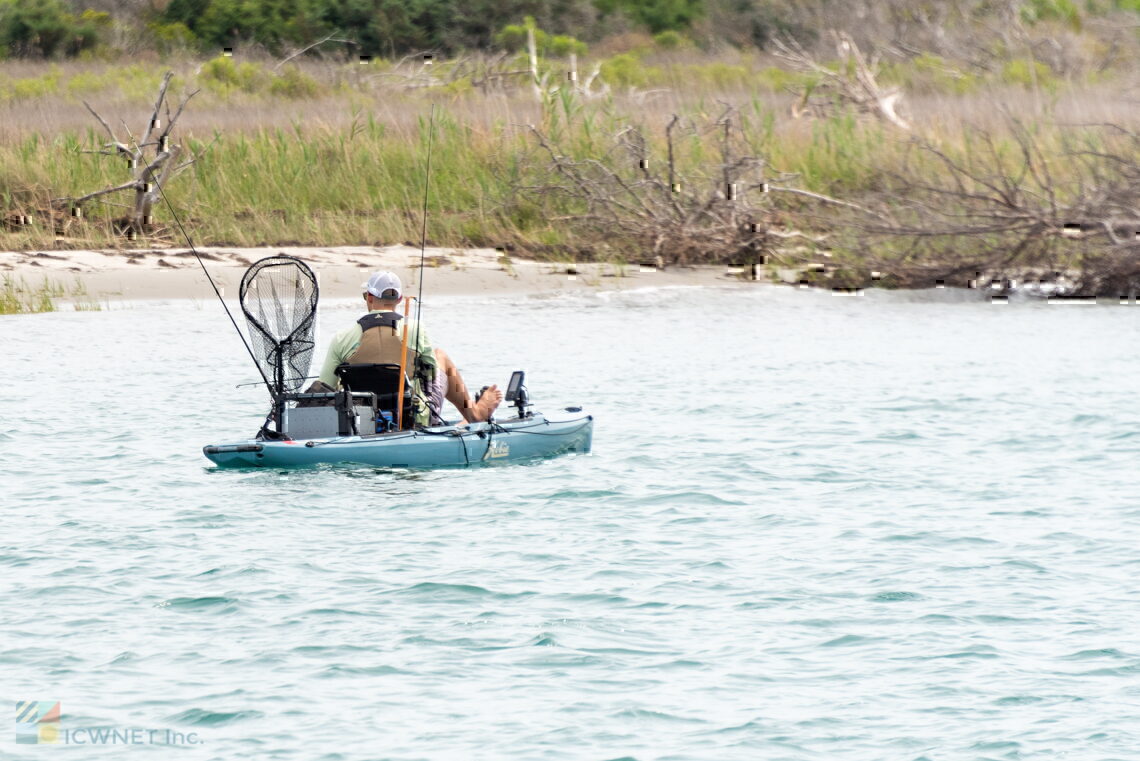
[
  {"x1": 203, "y1": 257, "x2": 593, "y2": 470},
  {"x1": 203, "y1": 408, "x2": 593, "y2": 469}
]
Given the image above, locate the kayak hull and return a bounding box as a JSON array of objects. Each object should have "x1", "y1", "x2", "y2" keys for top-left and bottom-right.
[{"x1": 203, "y1": 410, "x2": 593, "y2": 469}]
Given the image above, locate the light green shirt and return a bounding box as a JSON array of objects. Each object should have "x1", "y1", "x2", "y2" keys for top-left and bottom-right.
[{"x1": 317, "y1": 311, "x2": 437, "y2": 389}]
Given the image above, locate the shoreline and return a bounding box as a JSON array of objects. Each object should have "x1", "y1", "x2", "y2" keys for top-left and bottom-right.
[{"x1": 0, "y1": 245, "x2": 751, "y2": 301}]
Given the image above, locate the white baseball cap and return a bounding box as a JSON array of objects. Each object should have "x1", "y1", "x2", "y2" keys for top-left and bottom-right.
[{"x1": 362, "y1": 271, "x2": 402, "y2": 300}]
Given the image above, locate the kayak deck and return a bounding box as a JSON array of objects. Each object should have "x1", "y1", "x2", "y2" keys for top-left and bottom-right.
[{"x1": 203, "y1": 409, "x2": 593, "y2": 469}]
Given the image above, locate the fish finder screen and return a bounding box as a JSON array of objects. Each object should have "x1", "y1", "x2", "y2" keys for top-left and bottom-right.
[{"x1": 507, "y1": 371, "x2": 524, "y2": 398}]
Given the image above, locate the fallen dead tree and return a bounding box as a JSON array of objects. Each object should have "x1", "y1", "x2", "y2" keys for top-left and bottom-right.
[
  {"x1": 520, "y1": 107, "x2": 860, "y2": 267},
  {"x1": 54, "y1": 71, "x2": 205, "y2": 238},
  {"x1": 519, "y1": 107, "x2": 1140, "y2": 297},
  {"x1": 840, "y1": 120, "x2": 1140, "y2": 296}
]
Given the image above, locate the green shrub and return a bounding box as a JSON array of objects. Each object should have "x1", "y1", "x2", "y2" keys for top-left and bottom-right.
[
  {"x1": 269, "y1": 65, "x2": 320, "y2": 98},
  {"x1": 0, "y1": 0, "x2": 104, "y2": 57},
  {"x1": 594, "y1": 0, "x2": 703, "y2": 33},
  {"x1": 755, "y1": 66, "x2": 817, "y2": 94},
  {"x1": 652, "y1": 30, "x2": 689, "y2": 49},
  {"x1": 600, "y1": 52, "x2": 662, "y2": 88},
  {"x1": 149, "y1": 21, "x2": 196, "y2": 54},
  {"x1": 1020, "y1": 0, "x2": 1082, "y2": 27},
  {"x1": 65, "y1": 69, "x2": 104, "y2": 96},
  {"x1": 548, "y1": 34, "x2": 587, "y2": 57},
  {"x1": 687, "y1": 61, "x2": 750, "y2": 88},
  {"x1": 200, "y1": 54, "x2": 267, "y2": 95},
  {"x1": 79, "y1": 10, "x2": 111, "y2": 29},
  {"x1": 2, "y1": 68, "x2": 61, "y2": 99},
  {"x1": 165, "y1": 0, "x2": 330, "y2": 54},
  {"x1": 1000, "y1": 58, "x2": 1059, "y2": 91},
  {"x1": 494, "y1": 22, "x2": 527, "y2": 51},
  {"x1": 495, "y1": 19, "x2": 586, "y2": 58}
]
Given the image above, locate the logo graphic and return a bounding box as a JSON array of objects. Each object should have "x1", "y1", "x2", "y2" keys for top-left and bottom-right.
[{"x1": 16, "y1": 701, "x2": 61, "y2": 744}]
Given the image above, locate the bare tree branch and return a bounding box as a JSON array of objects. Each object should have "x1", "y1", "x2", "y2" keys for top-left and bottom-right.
[
  {"x1": 773, "y1": 31, "x2": 911, "y2": 130},
  {"x1": 274, "y1": 34, "x2": 358, "y2": 70}
]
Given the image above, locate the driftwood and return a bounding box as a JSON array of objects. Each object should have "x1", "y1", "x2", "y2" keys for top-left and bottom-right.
[
  {"x1": 773, "y1": 31, "x2": 911, "y2": 131},
  {"x1": 56, "y1": 71, "x2": 203, "y2": 236}
]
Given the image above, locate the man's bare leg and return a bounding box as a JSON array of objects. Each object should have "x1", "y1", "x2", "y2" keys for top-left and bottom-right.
[{"x1": 435, "y1": 348, "x2": 503, "y2": 423}]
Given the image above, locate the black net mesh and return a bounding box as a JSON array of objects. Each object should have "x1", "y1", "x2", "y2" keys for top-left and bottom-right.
[{"x1": 239, "y1": 256, "x2": 319, "y2": 396}]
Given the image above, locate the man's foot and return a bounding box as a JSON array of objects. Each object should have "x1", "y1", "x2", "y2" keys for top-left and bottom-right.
[{"x1": 471, "y1": 384, "x2": 503, "y2": 421}]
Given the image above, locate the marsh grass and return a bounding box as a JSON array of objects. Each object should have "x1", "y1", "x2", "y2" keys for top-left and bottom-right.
[
  {"x1": 69, "y1": 278, "x2": 104, "y2": 311},
  {"x1": 0, "y1": 55, "x2": 1137, "y2": 263},
  {"x1": 1, "y1": 275, "x2": 59, "y2": 314},
  {"x1": 0, "y1": 97, "x2": 1125, "y2": 256}
]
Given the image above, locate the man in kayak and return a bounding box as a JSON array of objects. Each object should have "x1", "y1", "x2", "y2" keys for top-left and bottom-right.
[{"x1": 314, "y1": 271, "x2": 502, "y2": 426}]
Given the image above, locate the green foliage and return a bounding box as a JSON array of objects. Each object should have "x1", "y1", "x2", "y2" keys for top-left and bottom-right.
[
  {"x1": 495, "y1": 18, "x2": 587, "y2": 57},
  {"x1": 196, "y1": 56, "x2": 323, "y2": 98},
  {"x1": 755, "y1": 66, "x2": 817, "y2": 93},
  {"x1": 79, "y1": 10, "x2": 111, "y2": 29},
  {"x1": 200, "y1": 54, "x2": 267, "y2": 95},
  {"x1": 0, "y1": 0, "x2": 104, "y2": 57},
  {"x1": 160, "y1": 0, "x2": 566, "y2": 57},
  {"x1": 599, "y1": 52, "x2": 662, "y2": 88},
  {"x1": 880, "y1": 53, "x2": 979, "y2": 95},
  {"x1": 593, "y1": 0, "x2": 703, "y2": 33},
  {"x1": 59, "y1": 65, "x2": 165, "y2": 99},
  {"x1": 161, "y1": 0, "x2": 328, "y2": 53},
  {"x1": 549, "y1": 34, "x2": 588, "y2": 57},
  {"x1": 148, "y1": 21, "x2": 196, "y2": 54},
  {"x1": 0, "y1": 0, "x2": 1136, "y2": 61},
  {"x1": 269, "y1": 64, "x2": 321, "y2": 98},
  {"x1": 1020, "y1": 0, "x2": 1082, "y2": 27},
  {"x1": 685, "y1": 61, "x2": 750, "y2": 88},
  {"x1": 2, "y1": 67, "x2": 61, "y2": 99},
  {"x1": 652, "y1": 30, "x2": 690, "y2": 49},
  {"x1": 1000, "y1": 57, "x2": 1058, "y2": 91}
]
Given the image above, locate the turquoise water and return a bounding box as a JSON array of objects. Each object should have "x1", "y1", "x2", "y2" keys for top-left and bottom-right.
[{"x1": 3, "y1": 285, "x2": 1140, "y2": 759}]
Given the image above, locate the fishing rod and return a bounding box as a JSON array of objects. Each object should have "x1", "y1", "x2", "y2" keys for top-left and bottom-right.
[
  {"x1": 150, "y1": 168, "x2": 277, "y2": 400},
  {"x1": 412, "y1": 103, "x2": 436, "y2": 371},
  {"x1": 393, "y1": 104, "x2": 436, "y2": 430}
]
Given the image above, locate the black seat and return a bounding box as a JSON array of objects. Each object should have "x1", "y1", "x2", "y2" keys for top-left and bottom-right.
[{"x1": 335, "y1": 363, "x2": 414, "y2": 429}]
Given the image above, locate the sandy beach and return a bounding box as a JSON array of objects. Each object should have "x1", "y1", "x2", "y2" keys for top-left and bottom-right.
[{"x1": 0, "y1": 245, "x2": 751, "y2": 301}]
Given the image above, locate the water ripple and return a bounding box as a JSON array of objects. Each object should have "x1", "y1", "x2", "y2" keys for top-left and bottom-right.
[{"x1": 3, "y1": 293, "x2": 1140, "y2": 760}]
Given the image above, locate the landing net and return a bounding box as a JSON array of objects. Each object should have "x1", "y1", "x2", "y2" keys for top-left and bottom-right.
[{"x1": 238, "y1": 256, "x2": 319, "y2": 397}]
